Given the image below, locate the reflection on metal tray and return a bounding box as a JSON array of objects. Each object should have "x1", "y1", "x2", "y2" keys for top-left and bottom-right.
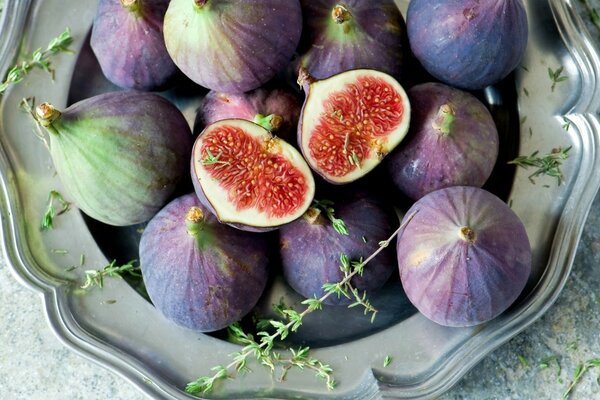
[{"x1": 0, "y1": 0, "x2": 599, "y2": 399}]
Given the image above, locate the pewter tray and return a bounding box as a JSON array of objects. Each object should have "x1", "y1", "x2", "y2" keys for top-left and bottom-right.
[{"x1": 1, "y1": 1, "x2": 599, "y2": 399}]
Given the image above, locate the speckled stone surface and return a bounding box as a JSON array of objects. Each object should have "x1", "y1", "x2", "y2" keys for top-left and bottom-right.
[{"x1": 1, "y1": 2, "x2": 600, "y2": 400}]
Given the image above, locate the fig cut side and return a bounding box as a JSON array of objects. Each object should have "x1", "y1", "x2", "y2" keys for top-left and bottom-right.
[
  {"x1": 298, "y1": 68, "x2": 410, "y2": 184},
  {"x1": 192, "y1": 119, "x2": 315, "y2": 230}
]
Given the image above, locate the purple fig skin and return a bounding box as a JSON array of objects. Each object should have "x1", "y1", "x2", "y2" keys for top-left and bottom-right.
[
  {"x1": 163, "y1": 0, "x2": 302, "y2": 93},
  {"x1": 279, "y1": 192, "x2": 398, "y2": 305},
  {"x1": 90, "y1": 0, "x2": 179, "y2": 91},
  {"x1": 41, "y1": 91, "x2": 193, "y2": 226},
  {"x1": 397, "y1": 186, "x2": 532, "y2": 327},
  {"x1": 194, "y1": 87, "x2": 301, "y2": 143},
  {"x1": 139, "y1": 193, "x2": 270, "y2": 332},
  {"x1": 407, "y1": 0, "x2": 528, "y2": 90},
  {"x1": 296, "y1": 0, "x2": 408, "y2": 81},
  {"x1": 386, "y1": 82, "x2": 499, "y2": 200}
]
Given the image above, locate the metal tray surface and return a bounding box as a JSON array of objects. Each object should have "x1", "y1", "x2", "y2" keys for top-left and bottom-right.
[{"x1": 1, "y1": 1, "x2": 599, "y2": 399}]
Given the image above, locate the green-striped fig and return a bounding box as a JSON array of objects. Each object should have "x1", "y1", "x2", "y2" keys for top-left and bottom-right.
[
  {"x1": 34, "y1": 91, "x2": 193, "y2": 226},
  {"x1": 163, "y1": 0, "x2": 303, "y2": 93}
]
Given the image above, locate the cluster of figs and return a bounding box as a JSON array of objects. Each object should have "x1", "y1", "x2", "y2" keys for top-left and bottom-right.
[{"x1": 35, "y1": 0, "x2": 533, "y2": 331}]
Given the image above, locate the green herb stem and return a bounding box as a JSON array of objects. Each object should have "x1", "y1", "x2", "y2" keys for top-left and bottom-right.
[
  {"x1": 311, "y1": 199, "x2": 349, "y2": 235},
  {"x1": 508, "y1": 146, "x2": 571, "y2": 185},
  {"x1": 41, "y1": 190, "x2": 71, "y2": 231},
  {"x1": 186, "y1": 210, "x2": 418, "y2": 395},
  {"x1": 0, "y1": 28, "x2": 73, "y2": 96},
  {"x1": 562, "y1": 358, "x2": 600, "y2": 399},
  {"x1": 80, "y1": 259, "x2": 140, "y2": 290}
]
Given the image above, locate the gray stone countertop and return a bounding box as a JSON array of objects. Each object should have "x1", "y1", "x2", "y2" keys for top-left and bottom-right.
[{"x1": 1, "y1": 2, "x2": 600, "y2": 400}]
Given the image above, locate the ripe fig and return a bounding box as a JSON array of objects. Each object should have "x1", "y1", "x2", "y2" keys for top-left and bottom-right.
[
  {"x1": 296, "y1": 0, "x2": 408, "y2": 81},
  {"x1": 298, "y1": 68, "x2": 411, "y2": 184},
  {"x1": 407, "y1": 0, "x2": 528, "y2": 90},
  {"x1": 387, "y1": 82, "x2": 499, "y2": 200},
  {"x1": 139, "y1": 193, "x2": 270, "y2": 332},
  {"x1": 191, "y1": 119, "x2": 315, "y2": 231},
  {"x1": 163, "y1": 0, "x2": 302, "y2": 93},
  {"x1": 91, "y1": 0, "x2": 179, "y2": 91},
  {"x1": 279, "y1": 192, "x2": 398, "y2": 305},
  {"x1": 397, "y1": 186, "x2": 532, "y2": 327},
  {"x1": 34, "y1": 91, "x2": 193, "y2": 226},
  {"x1": 194, "y1": 86, "x2": 301, "y2": 143}
]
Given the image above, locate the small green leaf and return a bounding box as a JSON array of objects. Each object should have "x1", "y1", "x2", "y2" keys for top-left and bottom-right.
[{"x1": 383, "y1": 356, "x2": 392, "y2": 367}]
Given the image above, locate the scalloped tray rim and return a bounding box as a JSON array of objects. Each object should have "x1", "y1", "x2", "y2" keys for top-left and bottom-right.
[{"x1": 1, "y1": 0, "x2": 599, "y2": 399}]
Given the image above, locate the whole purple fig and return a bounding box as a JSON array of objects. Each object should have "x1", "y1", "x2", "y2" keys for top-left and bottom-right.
[
  {"x1": 279, "y1": 192, "x2": 398, "y2": 305},
  {"x1": 139, "y1": 193, "x2": 270, "y2": 332},
  {"x1": 163, "y1": 0, "x2": 302, "y2": 93},
  {"x1": 387, "y1": 82, "x2": 499, "y2": 200},
  {"x1": 296, "y1": 0, "x2": 408, "y2": 81},
  {"x1": 91, "y1": 0, "x2": 179, "y2": 91},
  {"x1": 34, "y1": 91, "x2": 193, "y2": 226},
  {"x1": 407, "y1": 0, "x2": 528, "y2": 90},
  {"x1": 397, "y1": 186, "x2": 531, "y2": 327},
  {"x1": 194, "y1": 86, "x2": 301, "y2": 143}
]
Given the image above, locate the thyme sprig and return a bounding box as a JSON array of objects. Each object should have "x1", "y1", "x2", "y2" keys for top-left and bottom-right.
[
  {"x1": 186, "y1": 210, "x2": 418, "y2": 395},
  {"x1": 562, "y1": 358, "x2": 600, "y2": 399},
  {"x1": 41, "y1": 190, "x2": 71, "y2": 231},
  {"x1": 311, "y1": 199, "x2": 348, "y2": 235},
  {"x1": 80, "y1": 259, "x2": 140, "y2": 290},
  {"x1": 508, "y1": 146, "x2": 572, "y2": 185},
  {"x1": 200, "y1": 148, "x2": 230, "y2": 167},
  {"x1": 548, "y1": 66, "x2": 568, "y2": 92},
  {"x1": 0, "y1": 28, "x2": 73, "y2": 95}
]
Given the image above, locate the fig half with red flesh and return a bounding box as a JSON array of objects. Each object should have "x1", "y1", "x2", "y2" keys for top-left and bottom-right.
[
  {"x1": 191, "y1": 119, "x2": 315, "y2": 230},
  {"x1": 298, "y1": 68, "x2": 410, "y2": 184}
]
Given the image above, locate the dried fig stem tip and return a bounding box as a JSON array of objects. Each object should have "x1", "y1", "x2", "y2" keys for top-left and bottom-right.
[
  {"x1": 35, "y1": 103, "x2": 61, "y2": 127},
  {"x1": 194, "y1": 0, "x2": 209, "y2": 9},
  {"x1": 297, "y1": 67, "x2": 316, "y2": 92},
  {"x1": 120, "y1": 0, "x2": 137, "y2": 8},
  {"x1": 459, "y1": 226, "x2": 476, "y2": 243},
  {"x1": 332, "y1": 4, "x2": 352, "y2": 24},
  {"x1": 302, "y1": 207, "x2": 323, "y2": 225},
  {"x1": 431, "y1": 103, "x2": 455, "y2": 136},
  {"x1": 186, "y1": 206, "x2": 205, "y2": 236},
  {"x1": 254, "y1": 113, "x2": 283, "y2": 132}
]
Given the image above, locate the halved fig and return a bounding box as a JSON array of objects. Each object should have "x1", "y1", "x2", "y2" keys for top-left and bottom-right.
[
  {"x1": 191, "y1": 119, "x2": 315, "y2": 230},
  {"x1": 298, "y1": 68, "x2": 410, "y2": 184}
]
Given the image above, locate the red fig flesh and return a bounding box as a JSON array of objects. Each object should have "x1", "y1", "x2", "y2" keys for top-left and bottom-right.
[
  {"x1": 298, "y1": 68, "x2": 410, "y2": 184},
  {"x1": 191, "y1": 119, "x2": 315, "y2": 230}
]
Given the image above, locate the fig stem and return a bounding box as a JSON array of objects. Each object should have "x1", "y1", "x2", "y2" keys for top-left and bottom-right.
[
  {"x1": 297, "y1": 67, "x2": 316, "y2": 93},
  {"x1": 120, "y1": 0, "x2": 140, "y2": 12},
  {"x1": 459, "y1": 226, "x2": 476, "y2": 243},
  {"x1": 332, "y1": 4, "x2": 352, "y2": 24},
  {"x1": 194, "y1": 0, "x2": 209, "y2": 9},
  {"x1": 254, "y1": 113, "x2": 283, "y2": 132},
  {"x1": 35, "y1": 103, "x2": 62, "y2": 133},
  {"x1": 431, "y1": 103, "x2": 455, "y2": 136},
  {"x1": 186, "y1": 206, "x2": 206, "y2": 237},
  {"x1": 303, "y1": 207, "x2": 323, "y2": 225}
]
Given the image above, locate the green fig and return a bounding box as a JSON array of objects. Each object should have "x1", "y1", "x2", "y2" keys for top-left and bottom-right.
[{"x1": 34, "y1": 91, "x2": 193, "y2": 226}]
